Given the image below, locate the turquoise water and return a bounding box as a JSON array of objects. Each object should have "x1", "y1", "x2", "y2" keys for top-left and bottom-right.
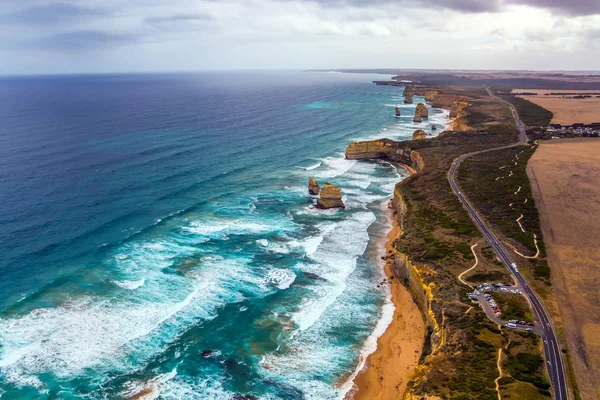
[{"x1": 0, "y1": 72, "x2": 448, "y2": 399}]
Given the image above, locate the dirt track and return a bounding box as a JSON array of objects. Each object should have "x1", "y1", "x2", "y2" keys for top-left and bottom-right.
[{"x1": 527, "y1": 139, "x2": 600, "y2": 400}]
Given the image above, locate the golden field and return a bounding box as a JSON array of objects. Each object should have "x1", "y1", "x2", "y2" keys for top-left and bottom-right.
[
  {"x1": 512, "y1": 89, "x2": 600, "y2": 125},
  {"x1": 527, "y1": 139, "x2": 600, "y2": 399}
]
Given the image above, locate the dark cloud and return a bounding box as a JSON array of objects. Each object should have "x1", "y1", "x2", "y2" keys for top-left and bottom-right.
[
  {"x1": 283, "y1": 0, "x2": 502, "y2": 13},
  {"x1": 508, "y1": 0, "x2": 600, "y2": 16},
  {"x1": 0, "y1": 2, "x2": 104, "y2": 25},
  {"x1": 290, "y1": 0, "x2": 600, "y2": 15},
  {"x1": 32, "y1": 30, "x2": 139, "y2": 50}
]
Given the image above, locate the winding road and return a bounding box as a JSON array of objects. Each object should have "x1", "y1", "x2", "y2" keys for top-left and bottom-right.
[{"x1": 448, "y1": 88, "x2": 567, "y2": 400}]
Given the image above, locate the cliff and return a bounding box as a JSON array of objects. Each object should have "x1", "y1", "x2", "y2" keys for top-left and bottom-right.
[
  {"x1": 345, "y1": 139, "x2": 424, "y2": 173},
  {"x1": 316, "y1": 183, "x2": 345, "y2": 209},
  {"x1": 412, "y1": 130, "x2": 427, "y2": 140},
  {"x1": 391, "y1": 190, "x2": 445, "y2": 357}
]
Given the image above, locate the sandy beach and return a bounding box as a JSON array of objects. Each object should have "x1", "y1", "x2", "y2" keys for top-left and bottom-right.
[{"x1": 351, "y1": 209, "x2": 425, "y2": 400}]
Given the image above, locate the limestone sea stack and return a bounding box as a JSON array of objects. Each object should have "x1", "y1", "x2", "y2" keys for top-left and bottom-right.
[
  {"x1": 395, "y1": 106, "x2": 401, "y2": 117},
  {"x1": 412, "y1": 129, "x2": 427, "y2": 140},
  {"x1": 316, "y1": 184, "x2": 345, "y2": 209},
  {"x1": 432, "y1": 125, "x2": 437, "y2": 131},
  {"x1": 415, "y1": 103, "x2": 429, "y2": 118},
  {"x1": 404, "y1": 92, "x2": 413, "y2": 104},
  {"x1": 413, "y1": 108, "x2": 422, "y2": 123},
  {"x1": 308, "y1": 177, "x2": 320, "y2": 195}
]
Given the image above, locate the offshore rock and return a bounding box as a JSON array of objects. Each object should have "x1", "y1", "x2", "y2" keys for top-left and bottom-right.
[
  {"x1": 413, "y1": 109, "x2": 422, "y2": 123},
  {"x1": 432, "y1": 125, "x2": 437, "y2": 131},
  {"x1": 316, "y1": 183, "x2": 345, "y2": 209},
  {"x1": 404, "y1": 92, "x2": 413, "y2": 104},
  {"x1": 412, "y1": 129, "x2": 427, "y2": 140},
  {"x1": 416, "y1": 103, "x2": 429, "y2": 118},
  {"x1": 395, "y1": 106, "x2": 401, "y2": 117},
  {"x1": 308, "y1": 177, "x2": 320, "y2": 195}
]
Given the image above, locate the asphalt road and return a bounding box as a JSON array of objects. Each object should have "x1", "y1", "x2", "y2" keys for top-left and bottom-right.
[{"x1": 448, "y1": 88, "x2": 568, "y2": 400}]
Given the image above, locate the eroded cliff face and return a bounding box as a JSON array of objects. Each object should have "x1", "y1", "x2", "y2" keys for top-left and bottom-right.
[
  {"x1": 345, "y1": 139, "x2": 424, "y2": 173},
  {"x1": 391, "y1": 190, "x2": 445, "y2": 356}
]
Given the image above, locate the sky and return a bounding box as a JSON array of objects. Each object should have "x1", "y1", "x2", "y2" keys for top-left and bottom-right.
[{"x1": 1, "y1": 0, "x2": 600, "y2": 74}]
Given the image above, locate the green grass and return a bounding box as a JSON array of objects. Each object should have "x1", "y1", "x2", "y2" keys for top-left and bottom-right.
[
  {"x1": 497, "y1": 94, "x2": 553, "y2": 126},
  {"x1": 491, "y1": 292, "x2": 534, "y2": 322},
  {"x1": 457, "y1": 145, "x2": 542, "y2": 256}
]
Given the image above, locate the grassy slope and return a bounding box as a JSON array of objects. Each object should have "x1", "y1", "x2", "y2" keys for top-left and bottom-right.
[{"x1": 457, "y1": 145, "x2": 552, "y2": 286}]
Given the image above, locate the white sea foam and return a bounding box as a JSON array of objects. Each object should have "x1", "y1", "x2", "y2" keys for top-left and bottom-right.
[
  {"x1": 158, "y1": 375, "x2": 234, "y2": 400},
  {"x1": 121, "y1": 368, "x2": 178, "y2": 400},
  {"x1": 314, "y1": 156, "x2": 356, "y2": 179},
  {"x1": 0, "y1": 245, "x2": 267, "y2": 389},
  {"x1": 305, "y1": 161, "x2": 322, "y2": 170},
  {"x1": 292, "y1": 211, "x2": 376, "y2": 331},
  {"x1": 263, "y1": 268, "x2": 296, "y2": 290},
  {"x1": 112, "y1": 279, "x2": 146, "y2": 290}
]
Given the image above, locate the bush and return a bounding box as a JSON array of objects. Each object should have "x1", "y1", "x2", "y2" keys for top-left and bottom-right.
[
  {"x1": 534, "y1": 260, "x2": 551, "y2": 279},
  {"x1": 497, "y1": 377, "x2": 515, "y2": 386}
]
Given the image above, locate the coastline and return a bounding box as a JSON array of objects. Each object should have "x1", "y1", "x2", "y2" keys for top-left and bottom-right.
[
  {"x1": 346, "y1": 100, "x2": 453, "y2": 400},
  {"x1": 349, "y1": 201, "x2": 425, "y2": 400}
]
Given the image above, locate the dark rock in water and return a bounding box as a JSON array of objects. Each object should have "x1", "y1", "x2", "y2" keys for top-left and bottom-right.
[
  {"x1": 395, "y1": 106, "x2": 401, "y2": 117},
  {"x1": 432, "y1": 125, "x2": 437, "y2": 130},
  {"x1": 233, "y1": 396, "x2": 258, "y2": 400},
  {"x1": 304, "y1": 272, "x2": 327, "y2": 282},
  {"x1": 200, "y1": 350, "x2": 213, "y2": 358}
]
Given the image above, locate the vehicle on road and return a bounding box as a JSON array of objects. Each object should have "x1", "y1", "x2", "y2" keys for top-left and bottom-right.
[{"x1": 506, "y1": 323, "x2": 517, "y2": 329}]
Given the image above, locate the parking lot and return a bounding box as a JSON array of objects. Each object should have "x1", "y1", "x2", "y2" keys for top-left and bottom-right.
[{"x1": 469, "y1": 282, "x2": 540, "y2": 333}]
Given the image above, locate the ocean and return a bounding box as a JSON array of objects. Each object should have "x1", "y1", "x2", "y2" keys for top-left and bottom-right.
[{"x1": 0, "y1": 71, "x2": 448, "y2": 399}]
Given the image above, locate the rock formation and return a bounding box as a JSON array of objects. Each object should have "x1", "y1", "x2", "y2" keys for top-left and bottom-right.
[
  {"x1": 415, "y1": 103, "x2": 429, "y2": 118},
  {"x1": 395, "y1": 106, "x2": 401, "y2": 117},
  {"x1": 316, "y1": 184, "x2": 345, "y2": 209},
  {"x1": 412, "y1": 129, "x2": 427, "y2": 140},
  {"x1": 345, "y1": 139, "x2": 425, "y2": 173},
  {"x1": 449, "y1": 103, "x2": 459, "y2": 119},
  {"x1": 432, "y1": 125, "x2": 437, "y2": 131},
  {"x1": 413, "y1": 109, "x2": 422, "y2": 123},
  {"x1": 308, "y1": 177, "x2": 320, "y2": 195},
  {"x1": 404, "y1": 92, "x2": 413, "y2": 104}
]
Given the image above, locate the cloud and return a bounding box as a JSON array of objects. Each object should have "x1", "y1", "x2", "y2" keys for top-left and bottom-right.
[
  {"x1": 286, "y1": 0, "x2": 502, "y2": 13},
  {"x1": 145, "y1": 13, "x2": 214, "y2": 24},
  {"x1": 285, "y1": 0, "x2": 600, "y2": 15},
  {"x1": 32, "y1": 30, "x2": 139, "y2": 50},
  {"x1": 0, "y1": 2, "x2": 104, "y2": 25},
  {"x1": 507, "y1": 0, "x2": 600, "y2": 16}
]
